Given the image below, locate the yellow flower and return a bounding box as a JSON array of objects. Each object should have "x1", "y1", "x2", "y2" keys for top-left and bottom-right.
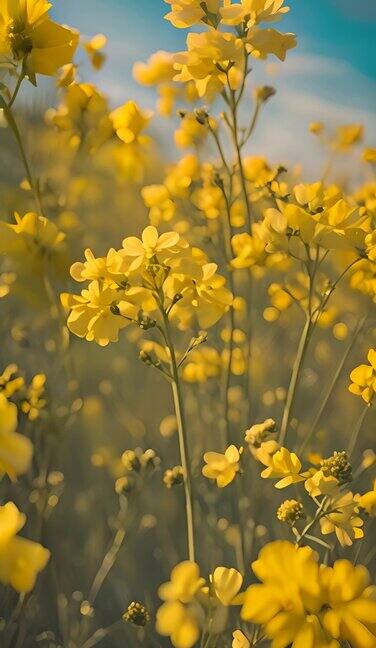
[
  {"x1": 349, "y1": 349, "x2": 376, "y2": 403},
  {"x1": 159, "y1": 561, "x2": 205, "y2": 603},
  {"x1": 358, "y1": 480, "x2": 376, "y2": 516},
  {"x1": 309, "y1": 121, "x2": 324, "y2": 135},
  {"x1": 0, "y1": 0, "x2": 78, "y2": 80},
  {"x1": 232, "y1": 629, "x2": 250, "y2": 648},
  {"x1": 332, "y1": 124, "x2": 364, "y2": 151},
  {"x1": 165, "y1": 0, "x2": 220, "y2": 28},
  {"x1": 0, "y1": 394, "x2": 33, "y2": 480},
  {"x1": 0, "y1": 364, "x2": 24, "y2": 397},
  {"x1": 173, "y1": 31, "x2": 244, "y2": 98},
  {"x1": 69, "y1": 248, "x2": 127, "y2": 286},
  {"x1": 21, "y1": 373, "x2": 46, "y2": 420},
  {"x1": 221, "y1": 0, "x2": 290, "y2": 26},
  {"x1": 231, "y1": 231, "x2": 268, "y2": 269},
  {"x1": 182, "y1": 347, "x2": 222, "y2": 383},
  {"x1": 0, "y1": 212, "x2": 65, "y2": 261},
  {"x1": 110, "y1": 101, "x2": 152, "y2": 145},
  {"x1": 362, "y1": 147, "x2": 376, "y2": 164},
  {"x1": 82, "y1": 33, "x2": 107, "y2": 70},
  {"x1": 61, "y1": 281, "x2": 149, "y2": 347},
  {"x1": 320, "y1": 491, "x2": 364, "y2": 547},
  {"x1": 304, "y1": 469, "x2": 339, "y2": 498},
  {"x1": 246, "y1": 27, "x2": 296, "y2": 61},
  {"x1": 133, "y1": 50, "x2": 175, "y2": 85},
  {"x1": 174, "y1": 113, "x2": 212, "y2": 150},
  {"x1": 122, "y1": 225, "x2": 181, "y2": 272},
  {"x1": 202, "y1": 445, "x2": 242, "y2": 487},
  {"x1": 156, "y1": 600, "x2": 200, "y2": 648},
  {"x1": 141, "y1": 185, "x2": 176, "y2": 225},
  {"x1": 0, "y1": 502, "x2": 49, "y2": 593},
  {"x1": 321, "y1": 560, "x2": 376, "y2": 648},
  {"x1": 241, "y1": 541, "x2": 334, "y2": 648},
  {"x1": 261, "y1": 446, "x2": 305, "y2": 488},
  {"x1": 211, "y1": 566, "x2": 243, "y2": 605}
]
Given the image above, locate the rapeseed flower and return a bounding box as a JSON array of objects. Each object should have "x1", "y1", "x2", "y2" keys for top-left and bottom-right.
[
  {"x1": 320, "y1": 491, "x2": 364, "y2": 547},
  {"x1": 165, "y1": 0, "x2": 220, "y2": 28},
  {"x1": 202, "y1": 445, "x2": 242, "y2": 487},
  {"x1": 0, "y1": 393, "x2": 33, "y2": 479},
  {"x1": 0, "y1": 502, "x2": 49, "y2": 592},
  {"x1": 358, "y1": 480, "x2": 376, "y2": 516},
  {"x1": 261, "y1": 446, "x2": 305, "y2": 488},
  {"x1": 349, "y1": 349, "x2": 376, "y2": 403}
]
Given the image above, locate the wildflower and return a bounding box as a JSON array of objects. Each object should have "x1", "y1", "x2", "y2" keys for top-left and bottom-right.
[
  {"x1": 304, "y1": 469, "x2": 339, "y2": 498},
  {"x1": 277, "y1": 499, "x2": 304, "y2": 524},
  {"x1": 0, "y1": 394, "x2": 33, "y2": 480},
  {"x1": 320, "y1": 491, "x2": 364, "y2": 547},
  {"x1": 182, "y1": 347, "x2": 222, "y2": 383},
  {"x1": 0, "y1": 364, "x2": 24, "y2": 397},
  {"x1": 165, "y1": 0, "x2": 220, "y2": 28},
  {"x1": 69, "y1": 248, "x2": 127, "y2": 286},
  {"x1": 0, "y1": 212, "x2": 65, "y2": 262},
  {"x1": 163, "y1": 465, "x2": 184, "y2": 488},
  {"x1": 245, "y1": 27, "x2": 296, "y2": 61},
  {"x1": 349, "y1": 349, "x2": 376, "y2": 403},
  {"x1": 0, "y1": 502, "x2": 49, "y2": 592},
  {"x1": 244, "y1": 418, "x2": 276, "y2": 447},
  {"x1": 82, "y1": 33, "x2": 107, "y2": 70},
  {"x1": 115, "y1": 475, "x2": 133, "y2": 495},
  {"x1": 210, "y1": 566, "x2": 243, "y2": 605},
  {"x1": 175, "y1": 113, "x2": 213, "y2": 149},
  {"x1": 202, "y1": 445, "x2": 242, "y2": 487},
  {"x1": 232, "y1": 630, "x2": 250, "y2": 648},
  {"x1": 61, "y1": 281, "x2": 149, "y2": 346},
  {"x1": 156, "y1": 561, "x2": 205, "y2": 648},
  {"x1": 110, "y1": 101, "x2": 152, "y2": 145},
  {"x1": 123, "y1": 601, "x2": 150, "y2": 626},
  {"x1": 220, "y1": 0, "x2": 290, "y2": 28},
  {"x1": 320, "y1": 451, "x2": 352, "y2": 485},
  {"x1": 122, "y1": 225, "x2": 180, "y2": 272},
  {"x1": 241, "y1": 541, "x2": 332, "y2": 648},
  {"x1": 21, "y1": 373, "x2": 46, "y2": 420},
  {"x1": 333, "y1": 124, "x2": 363, "y2": 151},
  {"x1": 260, "y1": 446, "x2": 305, "y2": 488},
  {"x1": 0, "y1": 0, "x2": 78, "y2": 81},
  {"x1": 358, "y1": 480, "x2": 376, "y2": 516},
  {"x1": 362, "y1": 147, "x2": 376, "y2": 164},
  {"x1": 173, "y1": 31, "x2": 244, "y2": 98},
  {"x1": 141, "y1": 185, "x2": 175, "y2": 225},
  {"x1": 133, "y1": 50, "x2": 175, "y2": 85},
  {"x1": 321, "y1": 560, "x2": 376, "y2": 648},
  {"x1": 122, "y1": 449, "x2": 142, "y2": 472}
]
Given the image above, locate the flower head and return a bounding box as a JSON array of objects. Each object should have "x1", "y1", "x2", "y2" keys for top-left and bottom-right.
[
  {"x1": 261, "y1": 446, "x2": 305, "y2": 488},
  {"x1": 349, "y1": 349, "x2": 376, "y2": 403},
  {"x1": 0, "y1": 394, "x2": 33, "y2": 480},
  {"x1": 202, "y1": 444, "x2": 242, "y2": 487}
]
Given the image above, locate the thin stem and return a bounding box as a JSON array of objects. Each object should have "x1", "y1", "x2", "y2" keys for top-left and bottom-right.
[
  {"x1": 298, "y1": 315, "x2": 366, "y2": 454},
  {"x1": 88, "y1": 527, "x2": 126, "y2": 605},
  {"x1": 296, "y1": 497, "x2": 328, "y2": 546},
  {"x1": 347, "y1": 404, "x2": 370, "y2": 458},
  {"x1": 279, "y1": 315, "x2": 312, "y2": 446},
  {"x1": 0, "y1": 95, "x2": 43, "y2": 216},
  {"x1": 159, "y1": 302, "x2": 195, "y2": 562},
  {"x1": 226, "y1": 83, "x2": 252, "y2": 229}
]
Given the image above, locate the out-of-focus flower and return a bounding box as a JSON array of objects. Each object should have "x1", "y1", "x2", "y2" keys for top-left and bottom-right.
[
  {"x1": 320, "y1": 491, "x2": 364, "y2": 547},
  {"x1": 182, "y1": 347, "x2": 221, "y2": 383},
  {"x1": 261, "y1": 447, "x2": 305, "y2": 488},
  {"x1": 82, "y1": 33, "x2": 107, "y2": 70},
  {"x1": 141, "y1": 185, "x2": 176, "y2": 225},
  {"x1": 163, "y1": 465, "x2": 184, "y2": 488},
  {"x1": 309, "y1": 121, "x2": 324, "y2": 135},
  {"x1": 332, "y1": 124, "x2": 364, "y2": 151},
  {"x1": 22, "y1": 373, "x2": 46, "y2": 420},
  {"x1": 133, "y1": 50, "x2": 175, "y2": 85},
  {"x1": 349, "y1": 349, "x2": 376, "y2": 403},
  {"x1": 0, "y1": 394, "x2": 33, "y2": 480},
  {"x1": 321, "y1": 560, "x2": 376, "y2": 648},
  {"x1": 202, "y1": 445, "x2": 242, "y2": 487},
  {"x1": 0, "y1": 364, "x2": 24, "y2": 398},
  {"x1": 165, "y1": 0, "x2": 220, "y2": 28},
  {"x1": 110, "y1": 101, "x2": 153, "y2": 145},
  {"x1": 362, "y1": 147, "x2": 376, "y2": 164},
  {"x1": 0, "y1": 0, "x2": 78, "y2": 81},
  {"x1": 358, "y1": 480, "x2": 376, "y2": 516},
  {"x1": 0, "y1": 212, "x2": 65, "y2": 262},
  {"x1": 156, "y1": 561, "x2": 205, "y2": 647},
  {"x1": 0, "y1": 502, "x2": 49, "y2": 592}
]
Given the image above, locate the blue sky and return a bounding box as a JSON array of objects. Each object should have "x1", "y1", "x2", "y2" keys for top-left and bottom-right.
[{"x1": 52, "y1": 0, "x2": 376, "y2": 176}]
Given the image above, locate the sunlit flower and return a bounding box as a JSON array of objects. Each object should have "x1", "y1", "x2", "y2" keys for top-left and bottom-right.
[
  {"x1": 0, "y1": 394, "x2": 33, "y2": 480},
  {"x1": 261, "y1": 446, "x2": 305, "y2": 488},
  {"x1": 122, "y1": 225, "x2": 181, "y2": 272},
  {"x1": 0, "y1": 0, "x2": 78, "y2": 80},
  {"x1": 82, "y1": 33, "x2": 107, "y2": 70},
  {"x1": 220, "y1": 0, "x2": 290, "y2": 27},
  {"x1": 321, "y1": 560, "x2": 376, "y2": 648},
  {"x1": 165, "y1": 0, "x2": 220, "y2": 28},
  {"x1": 202, "y1": 445, "x2": 242, "y2": 487},
  {"x1": 246, "y1": 27, "x2": 296, "y2": 61},
  {"x1": 320, "y1": 491, "x2": 364, "y2": 547},
  {"x1": 133, "y1": 50, "x2": 175, "y2": 85},
  {"x1": 349, "y1": 348, "x2": 376, "y2": 403},
  {"x1": 110, "y1": 101, "x2": 152, "y2": 145},
  {"x1": 173, "y1": 31, "x2": 244, "y2": 98},
  {"x1": 0, "y1": 502, "x2": 49, "y2": 592},
  {"x1": 358, "y1": 480, "x2": 376, "y2": 516}
]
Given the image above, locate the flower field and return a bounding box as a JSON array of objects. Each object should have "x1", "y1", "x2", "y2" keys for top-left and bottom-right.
[{"x1": 0, "y1": 1, "x2": 375, "y2": 647}]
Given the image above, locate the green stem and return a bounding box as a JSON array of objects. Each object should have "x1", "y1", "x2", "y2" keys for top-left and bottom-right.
[
  {"x1": 279, "y1": 315, "x2": 312, "y2": 446},
  {"x1": 160, "y1": 304, "x2": 195, "y2": 562},
  {"x1": 0, "y1": 95, "x2": 43, "y2": 216}
]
